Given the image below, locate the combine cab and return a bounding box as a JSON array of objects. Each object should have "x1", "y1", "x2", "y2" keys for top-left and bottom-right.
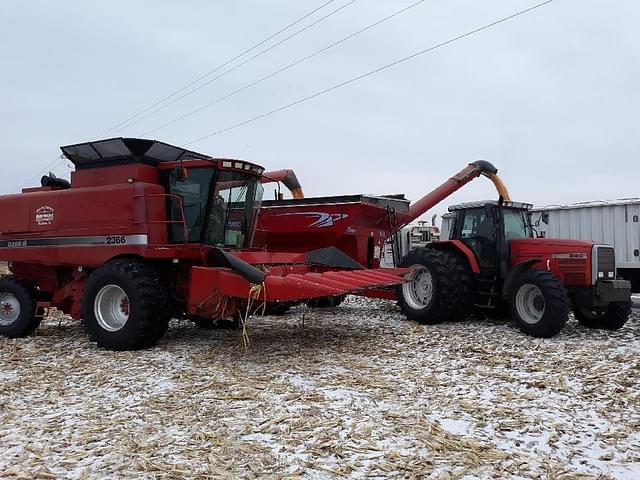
[{"x1": 0, "y1": 138, "x2": 406, "y2": 350}]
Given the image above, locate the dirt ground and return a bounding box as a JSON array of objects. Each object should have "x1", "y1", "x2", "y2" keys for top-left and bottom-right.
[{"x1": 0, "y1": 297, "x2": 638, "y2": 479}]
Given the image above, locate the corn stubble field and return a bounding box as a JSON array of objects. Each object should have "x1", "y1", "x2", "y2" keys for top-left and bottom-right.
[{"x1": 0, "y1": 293, "x2": 638, "y2": 479}]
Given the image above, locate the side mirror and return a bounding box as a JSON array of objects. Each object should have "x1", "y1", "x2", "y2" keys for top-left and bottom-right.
[
  {"x1": 175, "y1": 166, "x2": 189, "y2": 181},
  {"x1": 541, "y1": 213, "x2": 549, "y2": 225}
]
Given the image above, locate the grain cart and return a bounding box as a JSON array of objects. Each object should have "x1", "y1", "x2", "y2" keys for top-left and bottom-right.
[
  {"x1": 256, "y1": 165, "x2": 632, "y2": 337},
  {"x1": 401, "y1": 200, "x2": 632, "y2": 337},
  {"x1": 0, "y1": 138, "x2": 407, "y2": 350}
]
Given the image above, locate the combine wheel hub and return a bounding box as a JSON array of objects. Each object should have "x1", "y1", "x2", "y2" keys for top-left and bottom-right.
[
  {"x1": 0, "y1": 293, "x2": 20, "y2": 325},
  {"x1": 94, "y1": 285, "x2": 130, "y2": 332}
]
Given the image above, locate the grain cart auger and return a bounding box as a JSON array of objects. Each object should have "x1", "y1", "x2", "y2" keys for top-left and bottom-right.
[{"x1": 0, "y1": 138, "x2": 406, "y2": 350}]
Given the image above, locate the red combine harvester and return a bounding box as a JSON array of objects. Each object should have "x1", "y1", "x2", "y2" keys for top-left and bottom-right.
[
  {"x1": 256, "y1": 164, "x2": 632, "y2": 337},
  {"x1": 0, "y1": 138, "x2": 408, "y2": 350}
]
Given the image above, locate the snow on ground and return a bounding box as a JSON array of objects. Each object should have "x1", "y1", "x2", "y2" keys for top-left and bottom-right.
[{"x1": 0, "y1": 297, "x2": 639, "y2": 479}]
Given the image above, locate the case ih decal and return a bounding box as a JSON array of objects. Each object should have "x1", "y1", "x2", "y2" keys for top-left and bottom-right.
[{"x1": 276, "y1": 212, "x2": 349, "y2": 228}]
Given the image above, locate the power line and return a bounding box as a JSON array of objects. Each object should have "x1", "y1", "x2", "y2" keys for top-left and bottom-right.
[
  {"x1": 184, "y1": 0, "x2": 556, "y2": 147},
  {"x1": 104, "y1": 0, "x2": 358, "y2": 136},
  {"x1": 142, "y1": 0, "x2": 427, "y2": 137},
  {"x1": 96, "y1": 0, "x2": 338, "y2": 137}
]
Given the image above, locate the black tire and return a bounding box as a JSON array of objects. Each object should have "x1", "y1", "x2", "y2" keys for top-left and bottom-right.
[
  {"x1": 258, "y1": 302, "x2": 293, "y2": 316},
  {"x1": 509, "y1": 269, "x2": 569, "y2": 338},
  {"x1": 0, "y1": 276, "x2": 40, "y2": 338},
  {"x1": 398, "y1": 248, "x2": 474, "y2": 324},
  {"x1": 574, "y1": 301, "x2": 631, "y2": 330},
  {"x1": 192, "y1": 317, "x2": 239, "y2": 330},
  {"x1": 81, "y1": 259, "x2": 169, "y2": 350},
  {"x1": 307, "y1": 295, "x2": 346, "y2": 309}
]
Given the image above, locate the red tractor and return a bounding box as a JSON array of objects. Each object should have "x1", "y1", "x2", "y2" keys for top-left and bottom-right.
[
  {"x1": 0, "y1": 138, "x2": 408, "y2": 350},
  {"x1": 399, "y1": 200, "x2": 632, "y2": 337}
]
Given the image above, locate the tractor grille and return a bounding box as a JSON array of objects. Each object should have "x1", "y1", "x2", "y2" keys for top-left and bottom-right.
[
  {"x1": 597, "y1": 247, "x2": 616, "y2": 272},
  {"x1": 595, "y1": 246, "x2": 616, "y2": 281}
]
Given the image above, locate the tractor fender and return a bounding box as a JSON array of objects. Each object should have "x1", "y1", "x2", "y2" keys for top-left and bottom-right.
[
  {"x1": 502, "y1": 259, "x2": 541, "y2": 299},
  {"x1": 426, "y1": 240, "x2": 481, "y2": 273}
]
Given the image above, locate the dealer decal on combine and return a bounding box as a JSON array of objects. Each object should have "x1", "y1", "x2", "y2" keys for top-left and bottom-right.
[{"x1": 35, "y1": 206, "x2": 55, "y2": 226}]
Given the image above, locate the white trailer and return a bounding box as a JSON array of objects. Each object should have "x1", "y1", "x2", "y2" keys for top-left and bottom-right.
[{"x1": 530, "y1": 199, "x2": 640, "y2": 290}]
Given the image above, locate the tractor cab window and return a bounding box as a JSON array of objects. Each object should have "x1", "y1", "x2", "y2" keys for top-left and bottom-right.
[
  {"x1": 503, "y1": 209, "x2": 533, "y2": 241},
  {"x1": 204, "y1": 171, "x2": 264, "y2": 248},
  {"x1": 457, "y1": 207, "x2": 496, "y2": 269}
]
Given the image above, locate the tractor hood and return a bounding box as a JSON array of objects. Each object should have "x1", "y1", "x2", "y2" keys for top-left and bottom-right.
[
  {"x1": 510, "y1": 237, "x2": 594, "y2": 259},
  {"x1": 511, "y1": 238, "x2": 594, "y2": 254}
]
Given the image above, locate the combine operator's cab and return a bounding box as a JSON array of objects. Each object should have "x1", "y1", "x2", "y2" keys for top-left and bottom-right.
[{"x1": 398, "y1": 200, "x2": 632, "y2": 338}]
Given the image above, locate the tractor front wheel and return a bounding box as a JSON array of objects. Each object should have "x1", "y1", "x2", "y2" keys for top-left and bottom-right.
[
  {"x1": 0, "y1": 276, "x2": 40, "y2": 338},
  {"x1": 81, "y1": 259, "x2": 170, "y2": 350},
  {"x1": 398, "y1": 248, "x2": 474, "y2": 324},
  {"x1": 574, "y1": 301, "x2": 631, "y2": 330},
  {"x1": 509, "y1": 269, "x2": 569, "y2": 338}
]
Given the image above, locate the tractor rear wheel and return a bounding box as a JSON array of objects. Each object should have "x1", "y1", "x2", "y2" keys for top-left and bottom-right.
[
  {"x1": 574, "y1": 301, "x2": 631, "y2": 330},
  {"x1": 0, "y1": 276, "x2": 40, "y2": 338},
  {"x1": 398, "y1": 248, "x2": 474, "y2": 324},
  {"x1": 81, "y1": 259, "x2": 170, "y2": 350},
  {"x1": 509, "y1": 269, "x2": 569, "y2": 338}
]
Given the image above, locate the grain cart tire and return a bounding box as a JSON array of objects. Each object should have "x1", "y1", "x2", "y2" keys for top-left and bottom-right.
[
  {"x1": 399, "y1": 248, "x2": 474, "y2": 324},
  {"x1": 308, "y1": 295, "x2": 346, "y2": 308},
  {"x1": 0, "y1": 276, "x2": 41, "y2": 338},
  {"x1": 574, "y1": 301, "x2": 631, "y2": 331},
  {"x1": 509, "y1": 269, "x2": 569, "y2": 338},
  {"x1": 81, "y1": 259, "x2": 169, "y2": 350}
]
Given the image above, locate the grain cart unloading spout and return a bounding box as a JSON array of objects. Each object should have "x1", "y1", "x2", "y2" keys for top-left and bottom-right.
[
  {"x1": 402, "y1": 160, "x2": 510, "y2": 228},
  {"x1": 261, "y1": 169, "x2": 304, "y2": 199}
]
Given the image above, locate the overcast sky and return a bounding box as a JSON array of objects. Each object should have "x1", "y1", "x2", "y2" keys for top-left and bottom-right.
[{"x1": 2, "y1": 0, "x2": 638, "y2": 220}]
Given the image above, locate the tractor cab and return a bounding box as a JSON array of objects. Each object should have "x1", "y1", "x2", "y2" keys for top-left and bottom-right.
[{"x1": 446, "y1": 200, "x2": 534, "y2": 271}]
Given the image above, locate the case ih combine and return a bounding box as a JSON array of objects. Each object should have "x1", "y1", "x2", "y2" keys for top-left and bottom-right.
[{"x1": 0, "y1": 138, "x2": 411, "y2": 350}]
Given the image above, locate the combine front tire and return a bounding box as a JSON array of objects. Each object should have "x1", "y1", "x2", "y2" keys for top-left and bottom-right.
[
  {"x1": 0, "y1": 276, "x2": 40, "y2": 338},
  {"x1": 81, "y1": 259, "x2": 169, "y2": 350},
  {"x1": 398, "y1": 248, "x2": 474, "y2": 324},
  {"x1": 509, "y1": 269, "x2": 569, "y2": 338},
  {"x1": 574, "y1": 301, "x2": 631, "y2": 330}
]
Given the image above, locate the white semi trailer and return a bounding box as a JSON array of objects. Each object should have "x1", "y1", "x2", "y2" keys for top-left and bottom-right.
[{"x1": 529, "y1": 199, "x2": 640, "y2": 291}]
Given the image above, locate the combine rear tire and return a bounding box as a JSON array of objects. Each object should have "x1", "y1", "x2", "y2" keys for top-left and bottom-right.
[
  {"x1": 0, "y1": 276, "x2": 40, "y2": 338},
  {"x1": 574, "y1": 301, "x2": 631, "y2": 330},
  {"x1": 398, "y1": 248, "x2": 474, "y2": 324},
  {"x1": 509, "y1": 269, "x2": 569, "y2": 338},
  {"x1": 81, "y1": 259, "x2": 169, "y2": 350}
]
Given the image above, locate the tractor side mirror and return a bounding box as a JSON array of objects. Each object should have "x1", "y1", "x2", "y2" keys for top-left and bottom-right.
[{"x1": 541, "y1": 213, "x2": 549, "y2": 225}]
